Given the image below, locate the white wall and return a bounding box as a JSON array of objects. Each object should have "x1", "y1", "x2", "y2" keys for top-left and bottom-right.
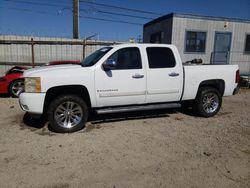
[{"x1": 172, "y1": 17, "x2": 250, "y2": 73}]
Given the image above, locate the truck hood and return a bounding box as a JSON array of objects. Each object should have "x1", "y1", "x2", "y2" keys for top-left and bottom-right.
[
  {"x1": 23, "y1": 64, "x2": 95, "y2": 93},
  {"x1": 24, "y1": 64, "x2": 82, "y2": 77}
]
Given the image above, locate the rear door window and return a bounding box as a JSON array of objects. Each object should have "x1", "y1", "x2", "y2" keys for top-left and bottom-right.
[{"x1": 146, "y1": 47, "x2": 176, "y2": 68}]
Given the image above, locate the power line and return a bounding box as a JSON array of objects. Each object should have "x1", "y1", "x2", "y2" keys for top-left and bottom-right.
[
  {"x1": 3, "y1": 0, "x2": 70, "y2": 8},
  {"x1": 79, "y1": 0, "x2": 161, "y2": 16},
  {"x1": 7, "y1": 7, "x2": 143, "y2": 26},
  {"x1": 4, "y1": 0, "x2": 155, "y2": 20},
  {"x1": 8, "y1": 7, "x2": 61, "y2": 16},
  {"x1": 4, "y1": 0, "x2": 161, "y2": 16},
  {"x1": 95, "y1": 10, "x2": 154, "y2": 20},
  {"x1": 4, "y1": 0, "x2": 146, "y2": 25},
  {"x1": 79, "y1": 15, "x2": 142, "y2": 25}
]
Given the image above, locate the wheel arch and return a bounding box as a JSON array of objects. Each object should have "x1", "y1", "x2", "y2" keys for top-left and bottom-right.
[
  {"x1": 43, "y1": 85, "x2": 91, "y2": 113},
  {"x1": 196, "y1": 79, "x2": 225, "y2": 98}
]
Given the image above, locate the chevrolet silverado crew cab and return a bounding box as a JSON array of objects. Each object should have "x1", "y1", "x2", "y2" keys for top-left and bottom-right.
[{"x1": 19, "y1": 44, "x2": 240, "y2": 133}]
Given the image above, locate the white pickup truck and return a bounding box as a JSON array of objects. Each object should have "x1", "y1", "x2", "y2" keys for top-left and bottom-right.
[{"x1": 19, "y1": 44, "x2": 240, "y2": 133}]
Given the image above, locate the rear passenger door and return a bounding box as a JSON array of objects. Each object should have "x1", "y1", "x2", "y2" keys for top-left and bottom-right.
[{"x1": 145, "y1": 47, "x2": 183, "y2": 103}]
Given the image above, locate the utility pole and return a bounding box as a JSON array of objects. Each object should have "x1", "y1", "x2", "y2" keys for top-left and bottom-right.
[
  {"x1": 73, "y1": 0, "x2": 79, "y2": 39},
  {"x1": 31, "y1": 38, "x2": 35, "y2": 68}
]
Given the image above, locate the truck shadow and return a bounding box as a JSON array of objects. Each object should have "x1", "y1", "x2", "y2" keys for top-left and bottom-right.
[
  {"x1": 177, "y1": 107, "x2": 195, "y2": 116},
  {"x1": 88, "y1": 108, "x2": 176, "y2": 125},
  {"x1": 22, "y1": 112, "x2": 47, "y2": 129},
  {"x1": 22, "y1": 109, "x2": 178, "y2": 132}
]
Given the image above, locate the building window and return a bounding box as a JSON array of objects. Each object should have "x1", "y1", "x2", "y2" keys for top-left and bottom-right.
[
  {"x1": 150, "y1": 32, "x2": 163, "y2": 43},
  {"x1": 245, "y1": 34, "x2": 250, "y2": 54},
  {"x1": 146, "y1": 47, "x2": 176, "y2": 68},
  {"x1": 185, "y1": 31, "x2": 206, "y2": 53}
]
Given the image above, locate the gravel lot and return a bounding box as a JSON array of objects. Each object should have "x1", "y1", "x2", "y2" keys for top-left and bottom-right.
[{"x1": 0, "y1": 90, "x2": 249, "y2": 188}]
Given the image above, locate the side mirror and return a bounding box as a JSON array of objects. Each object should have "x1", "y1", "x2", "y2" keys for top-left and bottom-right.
[{"x1": 102, "y1": 59, "x2": 117, "y2": 71}]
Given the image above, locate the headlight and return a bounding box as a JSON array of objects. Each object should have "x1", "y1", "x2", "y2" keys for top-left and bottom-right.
[{"x1": 24, "y1": 77, "x2": 41, "y2": 93}]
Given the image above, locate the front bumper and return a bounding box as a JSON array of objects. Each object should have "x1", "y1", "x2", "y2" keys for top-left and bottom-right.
[{"x1": 19, "y1": 92, "x2": 46, "y2": 114}]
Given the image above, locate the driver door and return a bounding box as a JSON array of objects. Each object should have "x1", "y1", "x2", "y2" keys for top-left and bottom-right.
[{"x1": 95, "y1": 47, "x2": 146, "y2": 107}]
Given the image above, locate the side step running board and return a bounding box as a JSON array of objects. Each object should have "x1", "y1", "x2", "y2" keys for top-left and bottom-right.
[{"x1": 95, "y1": 103, "x2": 181, "y2": 114}]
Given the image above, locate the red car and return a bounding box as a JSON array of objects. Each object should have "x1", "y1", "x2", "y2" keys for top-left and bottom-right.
[
  {"x1": 0, "y1": 66, "x2": 28, "y2": 97},
  {"x1": 0, "y1": 60, "x2": 80, "y2": 97}
]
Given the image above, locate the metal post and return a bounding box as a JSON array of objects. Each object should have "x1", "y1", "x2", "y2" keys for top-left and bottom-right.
[
  {"x1": 31, "y1": 38, "x2": 35, "y2": 68},
  {"x1": 82, "y1": 39, "x2": 86, "y2": 59},
  {"x1": 73, "y1": 0, "x2": 79, "y2": 39},
  {"x1": 248, "y1": 66, "x2": 250, "y2": 88},
  {"x1": 82, "y1": 34, "x2": 98, "y2": 59}
]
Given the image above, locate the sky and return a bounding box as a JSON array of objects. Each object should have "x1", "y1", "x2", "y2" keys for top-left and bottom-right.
[{"x1": 0, "y1": 0, "x2": 250, "y2": 41}]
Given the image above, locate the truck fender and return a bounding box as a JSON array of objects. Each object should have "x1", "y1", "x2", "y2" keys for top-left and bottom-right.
[{"x1": 43, "y1": 85, "x2": 91, "y2": 113}]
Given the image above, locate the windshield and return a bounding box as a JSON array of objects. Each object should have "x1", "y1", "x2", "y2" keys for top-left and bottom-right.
[{"x1": 81, "y1": 47, "x2": 112, "y2": 67}]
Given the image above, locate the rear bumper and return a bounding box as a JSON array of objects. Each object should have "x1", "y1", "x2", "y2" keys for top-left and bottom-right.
[
  {"x1": 19, "y1": 92, "x2": 46, "y2": 114},
  {"x1": 233, "y1": 85, "x2": 240, "y2": 95}
]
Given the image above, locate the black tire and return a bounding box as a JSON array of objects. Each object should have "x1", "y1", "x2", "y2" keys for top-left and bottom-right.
[
  {"x1": 193, "y1": 87, "x2": 222, "y2": 117},
  {"x1": 9, "y1": 79, "x2": 24, "y2": 97},
  {"x1": 48, "y1": 95, "x2": 88, "y2": 133}
]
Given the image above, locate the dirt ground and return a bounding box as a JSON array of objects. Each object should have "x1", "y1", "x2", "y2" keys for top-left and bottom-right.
[{"x1": 0, "y1": 90, "x2": 249, "y2": 188}]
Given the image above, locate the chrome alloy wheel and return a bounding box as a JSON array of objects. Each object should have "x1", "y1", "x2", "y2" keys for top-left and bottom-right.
[
  {"x1": 11, "y1": 80, "x2": 24, "y2": 97},
  {"x1": 54, "y1": 101, "x2": 83, "y2": 129},
  {"x1": 202, "y1": 92, "x2": 219, "y2": 114}
]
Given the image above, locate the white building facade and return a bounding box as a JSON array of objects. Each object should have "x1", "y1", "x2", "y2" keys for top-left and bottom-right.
[{"x1": 143, "y1": 13, "x2": 250, "y2": 73}]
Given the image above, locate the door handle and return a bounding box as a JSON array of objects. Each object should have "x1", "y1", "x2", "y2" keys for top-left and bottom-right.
[
  {"x1": 169, "y1": 72, "x2": 179, "y2": 77},
  {"x1": 132, "y1": 74, "x2": 144, "y2": 79}
]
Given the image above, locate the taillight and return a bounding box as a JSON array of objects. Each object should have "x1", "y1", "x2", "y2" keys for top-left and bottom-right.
[{"x1": 235, "y1": 69, "x2": 240, "y2": 83}]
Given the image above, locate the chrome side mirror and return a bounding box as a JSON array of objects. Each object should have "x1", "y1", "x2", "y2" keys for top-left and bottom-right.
[{"x1": 102, "y1": 59, "x2": 117, "y2": 71}]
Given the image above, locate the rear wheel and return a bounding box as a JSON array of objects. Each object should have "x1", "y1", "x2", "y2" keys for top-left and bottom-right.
[
  {"x1": 48, "y1": 95, "x2": 88, "y2": 133},
  {"x1": 9, "y1": 79, "x2": 24, "y2": 97},
  {"x1": 193, "y1": 87, "x2": 222, "y2": 117}
]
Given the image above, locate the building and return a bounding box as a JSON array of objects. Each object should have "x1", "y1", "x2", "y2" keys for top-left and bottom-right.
[{"x1": 143, "y1": 13, "x2": 250, "y2": 73}]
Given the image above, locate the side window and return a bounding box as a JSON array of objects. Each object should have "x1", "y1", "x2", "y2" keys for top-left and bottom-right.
[
  {"x1": 244, "y1": 34, "x2": 250, "y2": 54},
  {"x1": 108, "y1": 47, "x2": 142, "y2": 69},
  {"x1": 146, "y1": 47, "x2": 176, "y2": 68},
  {"x1": 185, "y1": 31, "x2": 206, "y2": 53}
]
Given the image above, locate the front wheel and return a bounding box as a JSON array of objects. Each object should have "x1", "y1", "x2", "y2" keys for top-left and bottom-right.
[
  {"x1": 193, "y1": 87, "x2": 222, "y2": 117},
  {"x1": 48, "y1": 95, "x2": 88, "y2": 133}
]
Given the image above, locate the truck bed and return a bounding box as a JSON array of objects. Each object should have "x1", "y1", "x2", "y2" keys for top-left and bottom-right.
[{"x1": 182, "y1": 64, "x2": 238, "y2": 100}]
